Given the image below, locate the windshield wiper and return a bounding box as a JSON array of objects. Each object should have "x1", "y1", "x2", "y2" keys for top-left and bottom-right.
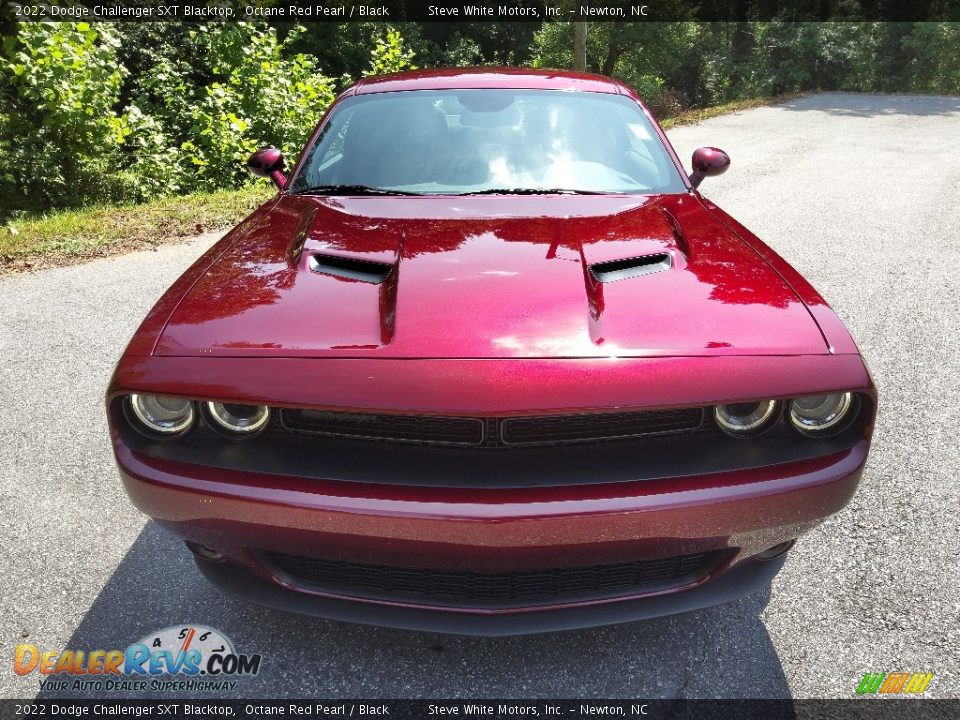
[
  {"x1": 455, "y1": 188, "x2": 607, "y2": 196},
  {"x1": 291, "y1": 184, "x2": 422, "y2": 196}
]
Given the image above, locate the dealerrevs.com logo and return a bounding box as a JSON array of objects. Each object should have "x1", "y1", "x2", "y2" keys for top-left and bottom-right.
[{"x1": 14, "y1": 625, "x2": 261, "y2": 693}]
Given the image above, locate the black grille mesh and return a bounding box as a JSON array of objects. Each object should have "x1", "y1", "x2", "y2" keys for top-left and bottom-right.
[
  {"x1": 500, "y1": 408, "x2": 703, "y2": 445},
  {"x1": 265, "y1": 551, "x2": 721, "y2": 607},
  {"x1": 280, "y1": 408, "x2": 704, "y2": 448},
  {"x1": 282, "y1": 410, "x2": 484, "y2": 445}
]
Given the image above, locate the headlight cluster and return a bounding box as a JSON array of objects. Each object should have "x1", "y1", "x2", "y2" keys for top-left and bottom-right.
[
  {"x1": 714, "y1": 392, "x2": 857, "y2": 439},
  {"x1": 129, "y1": 394, "x2": 195, "y2": 436},
  {"x1": 204, "y1": 401, "x2": 271, "y2": 435},
  {"x1": 126, "y1": 394, "x2": 270, "y2": 439},
  {"x1": 789, "y1": 393, "x2": 855, "y2": 436},
  {"x1": 714, "y1": 400, "x2": 779, "y2": 437}
]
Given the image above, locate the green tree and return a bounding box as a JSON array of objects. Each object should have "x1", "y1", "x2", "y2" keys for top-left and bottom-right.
[
  {"x1": 363, "y1": 26, "x2": 417, "y2": 76},
  {"x1": 4, "y1": 15, "x2": 959, "y2": 214},
  {"x1": 180, "y1": 24, "x2": 335, "y2": 189},
  {"x1": 1, "y1": 22, "x2": 129, "y2": 209},
  {"x1": 532, "y1": 21, "x2": 695, "y2": 116},
  {"x1": 902, "y1": 22, "x2": 960, "y2": 93}
]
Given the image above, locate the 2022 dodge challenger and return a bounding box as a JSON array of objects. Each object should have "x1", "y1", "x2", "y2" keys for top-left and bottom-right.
[{"x1": 108, "y1": 69, "x2": 875, "y2": 635}]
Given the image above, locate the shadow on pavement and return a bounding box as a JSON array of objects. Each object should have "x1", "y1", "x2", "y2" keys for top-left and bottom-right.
[
  {"x1": 39, "y1": 522, "x2": 793, "y2": 701},
  {"x1": 780, "y1": 93, "x2": 960, "y2": 118}
]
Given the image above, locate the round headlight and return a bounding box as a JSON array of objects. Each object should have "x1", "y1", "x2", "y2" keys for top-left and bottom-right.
[
  {"x1": 128, "y1": 394, "x2": 195, "y2": 436},
  {"x1": 204, "y1": 402, "x2": 270, "y2": 436},
  {"x1": 790, "y1": 393, "x2": 855, "y2": 436},
  {"x1": 714, "y1": 400, "x2": 780, "y2": 437}
]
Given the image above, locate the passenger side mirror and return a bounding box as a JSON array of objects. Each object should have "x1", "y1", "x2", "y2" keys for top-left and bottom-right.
[
  {"x1": 689, "y1": 147, "x2": 730, "y2": 188},
  {"x1": 247, "y1": 147, "x2": 287, "y2": 190}
]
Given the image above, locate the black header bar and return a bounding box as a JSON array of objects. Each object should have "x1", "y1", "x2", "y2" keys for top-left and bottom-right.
[
  {"x1": 1, "y1": 700, "x2": 958, "y2": 720},
  {"x1": 6, "y1": 0, "x2": 959, "y2": 23}
]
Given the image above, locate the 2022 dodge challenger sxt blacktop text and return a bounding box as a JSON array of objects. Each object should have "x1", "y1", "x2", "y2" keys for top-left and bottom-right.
[{"x1": 108, "y1": 69, "x2": 875, "y2": 635}]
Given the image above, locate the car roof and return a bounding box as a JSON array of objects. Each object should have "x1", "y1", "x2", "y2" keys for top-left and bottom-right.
[{"x1": 352, "y1": 67, "x2": 625, "y2": 95}]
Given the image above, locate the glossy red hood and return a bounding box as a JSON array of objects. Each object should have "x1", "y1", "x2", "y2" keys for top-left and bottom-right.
[{"x1": 154, "y1": 194, "x2": 828, "y2": 359}]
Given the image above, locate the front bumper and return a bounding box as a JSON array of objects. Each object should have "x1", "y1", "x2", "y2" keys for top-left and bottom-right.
[{"x1": 115, "y1": 436, "x2": 867, "y2": 634}]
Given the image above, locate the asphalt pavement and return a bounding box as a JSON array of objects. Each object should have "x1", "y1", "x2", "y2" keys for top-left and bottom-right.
[{"x1": 1, "y1": 93, "x2": 958, "y2": 699}]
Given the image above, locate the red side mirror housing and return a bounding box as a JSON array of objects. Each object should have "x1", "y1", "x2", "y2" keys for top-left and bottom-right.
[
  {"x1": 247, "y1": 147, "x2": 287, "y2": 190},
  {"x1": 690, "y1": 147, "x2": 730, "y2": 188}
]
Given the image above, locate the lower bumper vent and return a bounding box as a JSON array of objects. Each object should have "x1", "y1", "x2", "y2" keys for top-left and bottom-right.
[{"x1": 264, "y1": 551, "x2": 725, "y2": 608}]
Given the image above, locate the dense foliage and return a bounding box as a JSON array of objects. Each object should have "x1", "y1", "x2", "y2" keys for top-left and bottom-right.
[
  {"x1": 1, "y1": 23, "x2": 129, "y2": 208},
  {"x1": 532, "y1": 22, "x2": 960, "y2": 117},
  {"x1": 0, "y1": 19, "x2": 957, "y2": 215}
]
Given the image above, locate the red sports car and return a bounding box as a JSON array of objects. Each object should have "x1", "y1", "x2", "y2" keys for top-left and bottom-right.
[{"x1": 108, "y1": 69, "x2": 875, "y2": 635}]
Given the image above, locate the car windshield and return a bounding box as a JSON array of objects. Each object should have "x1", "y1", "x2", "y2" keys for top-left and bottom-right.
[{"x1": 288, "y1": 89, "x2": 686, "y2": 196}]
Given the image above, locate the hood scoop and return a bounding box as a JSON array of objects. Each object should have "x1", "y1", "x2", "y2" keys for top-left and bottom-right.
[
  {"x1": 308, "y1": 253, "x2": 393, "y2": 284},
  {"x1": 589, "y1": 253, "x2": 672, "y2": 283}
]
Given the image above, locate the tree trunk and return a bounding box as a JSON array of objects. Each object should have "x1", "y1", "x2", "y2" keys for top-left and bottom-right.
[
  {"x1": 602, "y1": 45, "x2": 622, "y2": 76},
  {"x1": 573, "y1": 23, "x2": 587, "y2": 71}
]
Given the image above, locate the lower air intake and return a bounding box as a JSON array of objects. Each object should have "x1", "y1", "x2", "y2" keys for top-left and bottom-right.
[{"x1": 264, "y1": 551, "x2": 726, "y2": 608}]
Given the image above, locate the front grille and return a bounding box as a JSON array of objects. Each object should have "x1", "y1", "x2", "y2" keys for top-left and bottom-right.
[
  {"x1": 281, "y1": 410, "x2": 485, "y2": 445},
  {"x1": 280, "y1": 408, "x2": 704, "y2": 449},
  {"x1": 264, "y1": 551, "x2": 723, "y2": 608},
  {"x1": 500, "y1": 408, "x2": 703, "y2": 446}
]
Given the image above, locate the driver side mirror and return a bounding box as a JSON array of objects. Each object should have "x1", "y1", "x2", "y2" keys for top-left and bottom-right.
[
  {"x1": 247, "y1": 147, "x2": 287, "y2": 190},
  {"x1": 689, "y1": 147, "x2": 730, "y2": 188}
]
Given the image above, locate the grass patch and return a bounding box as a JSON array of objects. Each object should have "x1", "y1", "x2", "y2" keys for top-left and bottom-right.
[
  {"x1": 660, "y1": 94, "x2": 800, "y2": 129},
  {"x1": 1, "y1": 184, "x2": 274, "y2": 275}
]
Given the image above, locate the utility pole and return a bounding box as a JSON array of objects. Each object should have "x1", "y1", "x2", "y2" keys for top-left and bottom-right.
[{"x1": 573, "y1": 22, "x2": 587, "y2": 71}]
